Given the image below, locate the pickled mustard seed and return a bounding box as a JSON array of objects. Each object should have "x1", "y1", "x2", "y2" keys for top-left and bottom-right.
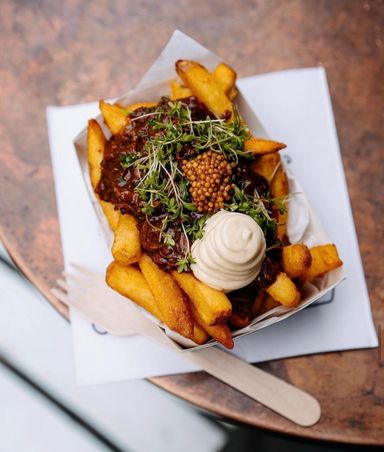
[{"x1": 182, "y1": 151, "x2": 234, "y2": 214}]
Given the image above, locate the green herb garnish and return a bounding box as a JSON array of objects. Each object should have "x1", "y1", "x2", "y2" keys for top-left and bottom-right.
[
  {"x1": 226, "y1": 186, "x2": 277, "y2": 239},
  {"x1": 120, "y1": 97, "x2": 277, "y2": 270},
  {"x1": 176, "y1": 253, "x2": 196, "y2": 273}
]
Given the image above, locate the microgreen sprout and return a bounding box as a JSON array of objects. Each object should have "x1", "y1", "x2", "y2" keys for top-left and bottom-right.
[{"x1": 120, "y1": 97, "x2": 278, "y2": 270}]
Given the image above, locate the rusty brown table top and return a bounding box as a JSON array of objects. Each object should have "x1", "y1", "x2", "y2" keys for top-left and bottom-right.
[{"x1": 1, "y1": 0, "x2": 383, "y2": 445}]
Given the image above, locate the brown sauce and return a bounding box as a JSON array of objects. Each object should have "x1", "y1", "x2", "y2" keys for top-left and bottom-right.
[{"x1": 96, "y1": 97, "x2": 278, "y2": 279}]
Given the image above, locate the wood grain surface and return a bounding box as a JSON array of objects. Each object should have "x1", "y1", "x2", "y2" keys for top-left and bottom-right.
[{"x1": 0, "y1": 0, "x2": 383, "y2": 445}]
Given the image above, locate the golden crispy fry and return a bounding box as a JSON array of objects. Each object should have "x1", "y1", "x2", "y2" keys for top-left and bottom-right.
[
  {"x1": 244, "y1": 136, "x2": 286, "y2": 155},
  {"x1": 111, "y1": 214, "x2": 141, "y2": 265},
  {"x1": 228, "y1": 86, "x2": 237, "y2": 100},
  {"x1": 212, "y1": 63, "x2": 237, "y2": 100},
  {"x1": 189, "y1": 323, "x2": 210, "y2": 345},
  {"x1": 282, "y1": 244, "x2": 312, "y2": 279},
  {"x1": 229, "y1": 311, "x2": 251, "y2": 329},
  {"x1": 252, "y1": 292, "x2": 266, "y2": 317},
  {"x1": 189, "y1": 303, "x2": 233, "y2": 349},
  {"x1": 303, "y1": 244, "x2": 343, "y2": 280},
  {"x1": 100, "y1": 201, "x2": 120, "y2": 232},
  {"x1": 106, "y1": 261, "x2": 163, "y2": 320},
  {"x1": 87, "y1": 119, "x2": 106, "y2": 189},
  {"x1": 270, "y1": 164, "x2": 288, "y2": 200},
  {"x1": 273, "y1": 175, "x2": 289, "y2": 240},
  {"x1": 172, "y1": 271, "x2": 232, "y2": 326},
  {"x1": 266, "y1": 272, "x2": 301, "y2": 307},
  {"x1": 251, "y1": 153, "x2": 280, "y2": 181},
  {"x1": 260, "y1": 294, "x2": 281, "y2": 314},
  {"x1": 88, "y1": 119, "x2": 120, "y2": 232},
  {"x1": 139, "y1": 254, "x2": 194, "y2": 337},
  {"x1": 252, "y1": 153, "x2": 289, "y2": 240},
  {"x1": 170, "y1": 80, "x2": 192, "y2": 100},
  {"x1": 175, "y1": 59, "x2": 233, "y2": 120},
  {"x1": 99, "y1": 100, "x2": 127, "y2": 135}
]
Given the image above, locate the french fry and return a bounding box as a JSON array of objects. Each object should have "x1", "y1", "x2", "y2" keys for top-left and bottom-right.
[
  {"x1": 227, "y1": 86, "x2": 237, "y2": 100},
  {"x1": 282, "y1": 244, "x2": 312, "y2": 279},
  {"x1": 88, "y1": 119, "x2": 121, "y2": 232},
  {"x1": 190, "y1": 303, "x2": 233, "y2": 349},
  {"x1": 212, "y1": 62, "x2": 237, "y2": 100},
  {"x1": 106, "y1": 261, "x2": 163, "y2": 320},
  {"x1": 251, "y1": 153, "x2": 289, "y2": 240},
  {"x1": 244, "y1": 136, "x2": 286, "y2": 155},
  {"x1": 139, "y1": 254, "x2": 194, "y2": 337},
  {"x1": 270, "y1": 163, "x2": 289, "y2": 200},
  {"x1": 172, "y1": 271, "x2": 232, "y2": 326},
  {"x1": 260, "y1": 294, "x2": 281, "y2": 314},
  {"x1": 87, "y1": 119, "x2": 106, "y2": 189},
  {"x1": 252, "y1": 292, "x2": 266, "y2": 317},
  {"x1": 272, "y1": 170, "x2": 289, "y2": 240},
  {"x1": 100, "y1": 201, "x2": 120, "y2": 232},
  {"x1": 170, "y1": 80, "x2": 192, "y2": 100},
  {"x1": 266, "y1": 272, "x2": 301, "y2": 307},
  {"x1": 189, "y1": 323, "x2": 210, "y2": 345},
  {"x1": 111, "y1": 214, "x2": 141, "y2": 265},
  {"x1": 229, "y1": 311, "x2": 251, "y2": 329},
  {"x1": 303, "y1": 244, "x2": 343, "y2": 280},
  {"x1": 175, "y1": 59, "x2": 233, "y2": 120},
  {"x1": 99, "y1": 100, "x2": 127, "y2": 135},
  {"x1": 251, "y1": 152, "x2": 280, "y2": 181}
]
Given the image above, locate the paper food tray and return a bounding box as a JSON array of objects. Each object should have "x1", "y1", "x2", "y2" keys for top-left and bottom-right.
[{"x1": 74, "y1": 30, "x2": 345, "y2": 350}]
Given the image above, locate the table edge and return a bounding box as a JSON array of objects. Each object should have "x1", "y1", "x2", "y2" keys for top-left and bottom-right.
[{"x1": 1, "y1": 225, "x2": 382, "y2": 446}]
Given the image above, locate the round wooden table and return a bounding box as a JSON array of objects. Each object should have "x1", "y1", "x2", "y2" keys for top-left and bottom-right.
[{"x1": 1, "y1": 0, "x2": 383, "y2": 445}]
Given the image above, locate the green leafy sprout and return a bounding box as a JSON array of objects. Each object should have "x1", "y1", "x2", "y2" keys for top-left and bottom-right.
[{"x1": 119, "y1": 98, "x2": 278, "y2": 270}]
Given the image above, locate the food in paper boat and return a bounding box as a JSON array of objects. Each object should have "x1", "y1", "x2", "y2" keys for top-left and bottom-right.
[{"x1": 83, "y1": 56, "x2": 343, "y2": 349}]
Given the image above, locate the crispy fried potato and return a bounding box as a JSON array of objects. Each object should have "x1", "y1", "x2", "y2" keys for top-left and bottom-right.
[
  {"x1": 106, "y1": 261, "x2": 163, "y2": 320},
  {"x1": 303, "y1": 244, "x2": 343, "y2": 280},
  {"x1": 228, "y1": 86, "x2": 237, "y2": 100},
  {"x1": 99, "y1": 100, "x2": 127, "y2": 135},
  {"x1": 100, "y1": 201, "x2": 120, "y2": 232},
  {"x1": 172, "y1": 271, "x2": 232, "y2": 326},
  {"x1": 270, "y1": 164, "x2": 288, "y2": 200},
  {"x1": 175, "y1": 59, "x2": 233, "y2": 120},
  {"x1": 189, "y1": 323, "x2": 210, "y2": 345},
  {"x1": 189, "y1": 303, "x2": 233, "y2": 349},
  {"x1": 88, "y1": 119, "x2": 120, "y2": 232},
  {"x1": 282, "y1": 244, "x2": 312, "y2": 279},
  {"x1": 111, "y1": 214, "x2": 141, "y2": 265},
  {"x1": 212, "y1": 63, "x2": 237, "y2": 100},
  {"x1": 170, "y1": 80, "x2": 192, "y2": 100},
  {"x1": 260, "y1": 295, "x2": 281, "y2": 314},
  {"x1": 251, "y1": 153, "x2": 280, "y2": 181},
  {"x1": 244, "y1": 137, "x2": 286, "y2": 155},
  {"x1": 252, "y1": 292, "x2": 266, "y2": 317},
  {"x1": 252, "y1": 153, "x2": 289, "y2": 240},
  {"x1": 87, "y1": 119, "x2": 106, "y2": 189},
  {"x1": 266, "y1": 272, "x2": 301, "y2": 307},
  {"x1": 272, "y1": 170, "x2": 289, "y2": 240},
  {"x1": 139, "y1": 254, "x2": 194, "y2": 337},
  {"x1": 229, "y1": 311, "x2": 251, "y2": 329}
]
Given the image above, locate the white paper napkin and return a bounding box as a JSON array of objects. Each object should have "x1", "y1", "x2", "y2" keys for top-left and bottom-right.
[{"x1": 47, "y1": 64, "x2": 377, "y2": 386}]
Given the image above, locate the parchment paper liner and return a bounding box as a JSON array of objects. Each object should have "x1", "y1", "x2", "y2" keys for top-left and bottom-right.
[{"x1": 74, "y1": 31, "x2": 344, "y2": 350}]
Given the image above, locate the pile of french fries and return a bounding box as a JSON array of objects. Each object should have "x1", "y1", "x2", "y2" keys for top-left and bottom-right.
[{"x1": 87, "y1": 60, "x2": 342, "y2": 349}]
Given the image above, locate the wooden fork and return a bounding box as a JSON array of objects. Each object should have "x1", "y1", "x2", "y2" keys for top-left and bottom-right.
[{"x1": 52, "y1": 263, "x2": 321, "y2": 427}]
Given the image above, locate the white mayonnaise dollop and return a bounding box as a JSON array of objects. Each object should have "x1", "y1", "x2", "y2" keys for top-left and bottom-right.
[{"x1": 191, "y1": 210, "x2": 266, "y2": 292}]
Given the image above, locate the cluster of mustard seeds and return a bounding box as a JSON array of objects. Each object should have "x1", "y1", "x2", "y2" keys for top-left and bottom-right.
[{"x1": 182, "y1": 151, "x2": 235, "y2": 213}]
